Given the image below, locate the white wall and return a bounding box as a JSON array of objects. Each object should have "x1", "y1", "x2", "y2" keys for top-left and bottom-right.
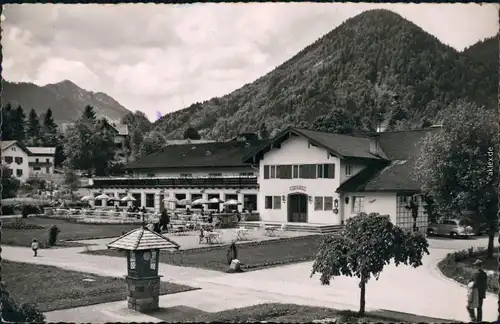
[
  {"x1": 258, "y1": 136, "x2": 342, "y2": 224},
  {"x1": 339, "y1": 160, "x2": 369, "y2": 184},
  {"x1": 2, "y1": 144, "x2": 30, "y2": 182},
  {"x1": 133, "y1": 167, "x2": 257, "y2": 178},
  {"x1": 343, "y1": 192, "x2": 397, "y2": 224},
  {"x1": 28, "y1": 155, "x2": 55, "y2": 175}
]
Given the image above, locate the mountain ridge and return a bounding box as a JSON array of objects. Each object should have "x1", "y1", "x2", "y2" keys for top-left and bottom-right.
[
  {"x1": 1, "y1": 79, "x2": 130, "y2": 124},
  {"x1": 152, "y1": 9, "x2": 497, "y2": 140}
]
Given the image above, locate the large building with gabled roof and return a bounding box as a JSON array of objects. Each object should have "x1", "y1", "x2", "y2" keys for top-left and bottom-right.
[
  {"x1": 89, "y1": 127, "x2": 439, "y2": 232},
  {"x1": 1, "y1": 141, "x2": 57, "y2": 182}
]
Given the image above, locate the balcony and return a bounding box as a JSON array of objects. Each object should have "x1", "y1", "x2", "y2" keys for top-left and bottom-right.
[
  {"x1": 29, "y1": 161, "x2": 53, "y2": 167},
  {"x1": 89, "y1": 176, "x2": 259, "y2": 189}
]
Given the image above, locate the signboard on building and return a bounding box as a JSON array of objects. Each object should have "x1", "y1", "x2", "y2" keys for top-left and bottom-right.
[{"x1": 289, "y1": 185, "x2": 306, "y2": 192}]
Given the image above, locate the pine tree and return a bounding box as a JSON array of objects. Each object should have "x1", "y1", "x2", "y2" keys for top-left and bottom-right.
[
  {"x1": 1, "y1": 103, "x2": 14, "y2": 140},
  {"x1": 12, "y1": 105, "x2": 27, "y2": 141},
  {"x1": 82, "y1": 105, "x2": 97, "y2": 121},
  {"x1": 42, "y1": 108, "x2": 58, "y2": 147},
  {"x1": 26, "y1": 109, "x2": 42, "y2": 146}
]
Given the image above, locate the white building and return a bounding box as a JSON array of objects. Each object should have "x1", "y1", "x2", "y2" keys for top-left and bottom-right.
[
  {"x1": 1, "y1": 141, "x2": 57, "y2": 182},
  {"x1": 242, "y1": 127, "x2": 435, "y2": 231},
  {"x1": 87, "y1": 136, "x2": 263, "y2": 213}
]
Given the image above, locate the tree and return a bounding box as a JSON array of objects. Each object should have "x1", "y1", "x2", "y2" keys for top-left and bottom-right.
[
  {"x1": 414, "y1": 100, "x2": 499, "y2": 258},
  {"x1": 311, "y1": 213, "x2": 429, "y2": 316},
  {"x1": 63, "y1": 167, "x2": 79, "y2": 201},
  {"x1": 183, "y1": 127, "x2": 201, "y2": 140},
  {"x1": 1, "y1": 165, "x2": 20, "y2": 198},
  {"x1": 26, "y1": 108, "x2": 42, "y2": 146},
  {"x1": 93, "y1": 122, "x2": 116, "y2": 176},
  {"x1": 42, "y1": 108, "x2": 58, "y2": 145},
  {"x1": 0, "y1": 282, "x2": 45, "y2": 322},
  {"x1": 258, "y1": 123, "x2": 269, "y2": 139},
  {"x1": 54, "y1": 133, "x2": 67, "y2": 167},
  {"x1": 122, "y1": 111, "x2": 152, "y2": 160},
  {"x1": 12, "y1": 105, "x2": 27, "y2": 141},
  {"x1": 138, "y1": 131, "x2": 168, "y2": 157},
  {"x1": 82, "y1": 105, "x2": 97, "y2": 121},
  {"x1": 311, "y1": 109, "x2": 358, "y2": 134},
  {"x1": 1, "y1": 103, "x2": 14, "y2": 140}
]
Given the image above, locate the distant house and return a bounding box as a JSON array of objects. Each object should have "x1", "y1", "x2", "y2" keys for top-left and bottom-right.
[{"x1": 1, "y1": 141, "x2": 56, "y2": 182}]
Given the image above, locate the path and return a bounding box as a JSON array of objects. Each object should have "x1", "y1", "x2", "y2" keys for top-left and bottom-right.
[{"x1": 2, "y1": 236, "x2": 497, "y2": 322}]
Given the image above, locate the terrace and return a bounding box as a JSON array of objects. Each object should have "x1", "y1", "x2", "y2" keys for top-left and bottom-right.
[{"x1": 88, "y1": 176, "x2": 259, "y2": 189}]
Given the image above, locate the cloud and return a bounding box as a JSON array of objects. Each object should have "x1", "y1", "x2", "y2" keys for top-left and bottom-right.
[{"x1": 2, "y1": 3, "x2": 499, "y2": 121}]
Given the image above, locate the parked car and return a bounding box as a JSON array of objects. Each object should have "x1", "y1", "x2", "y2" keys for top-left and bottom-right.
[{"x1": 427, "y1": 219, "x2": 474, "y2": 238}]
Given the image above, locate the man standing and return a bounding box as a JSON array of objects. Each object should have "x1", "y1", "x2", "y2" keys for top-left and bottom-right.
[{"x1": 472, "y1": 259, "x2": 488, "y2": 322}]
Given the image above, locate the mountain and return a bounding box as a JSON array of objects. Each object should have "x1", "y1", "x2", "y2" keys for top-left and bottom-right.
[
  {"x1": 1, "y1": 80, "x2": 130, "y2": 124},
  {"x1": 153, "y1": 9, "x2": 497, "y2": 140}
]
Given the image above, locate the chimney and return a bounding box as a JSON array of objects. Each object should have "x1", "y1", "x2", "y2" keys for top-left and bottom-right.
[{"x1": 369, "y1": 137, "x2": 380, "y2": 156}]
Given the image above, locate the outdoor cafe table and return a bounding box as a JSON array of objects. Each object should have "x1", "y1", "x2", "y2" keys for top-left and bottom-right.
[
  {"x1": 204, "y1": 231, "x2": 220, "y2": 244},
  {"x1": 236, "y1": 228, "x2": 249, "y2": 241},
  {"x1": 264, "y1": 226, "x2": 277, "y2": 237}
]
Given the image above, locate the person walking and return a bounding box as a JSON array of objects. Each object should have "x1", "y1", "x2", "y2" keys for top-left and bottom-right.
[
  {"x1": 31, "y1": 238, "x2": 39, "y2": 257},
  {"x1": 472, "y1": 259, "x2": 488, "y2": 322},
  {"x1": 466, "y1": 281, "x2": 479, "y2": 321}
]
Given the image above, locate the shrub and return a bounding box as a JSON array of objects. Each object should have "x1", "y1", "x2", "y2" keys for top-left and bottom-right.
[
  {"x1": 3, "y1": 219, "x2": 45, "y2": 230},
  {"x1": 0, "y1": 282, "x2": 45, "y2": 322},
  {"x1": 1, "y1": 205, "x2": 16, "y2": 215},
  {"x1": 21, "y1": 205, "x2": 40, "y2": 218},
  {"x1": 48, "y1": 225, "x2": 60, "y2": 246}
]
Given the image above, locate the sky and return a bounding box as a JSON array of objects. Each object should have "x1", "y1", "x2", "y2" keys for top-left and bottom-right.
[{"x1": 2, "y1": 3, "x2": 498, "y2": 121}]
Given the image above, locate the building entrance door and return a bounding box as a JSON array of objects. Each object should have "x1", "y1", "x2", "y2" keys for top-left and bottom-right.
[{"x1": 288, "y1": 193, "x2": 308, "y2": 223}]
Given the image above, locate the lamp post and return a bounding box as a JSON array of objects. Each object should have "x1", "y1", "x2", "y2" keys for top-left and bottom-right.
[{"x1": 107, "y1": 227, "x2": 180, "y2": 312}]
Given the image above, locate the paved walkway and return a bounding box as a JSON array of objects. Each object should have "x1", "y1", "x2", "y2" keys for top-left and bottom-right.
[{"x1": 2, "y1": 237, "x2": 498, "y2": 322}]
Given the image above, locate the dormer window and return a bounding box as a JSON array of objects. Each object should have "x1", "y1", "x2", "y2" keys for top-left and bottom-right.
[{"x1": 11, "y1": 147, "x2": 16, "y2": 151}]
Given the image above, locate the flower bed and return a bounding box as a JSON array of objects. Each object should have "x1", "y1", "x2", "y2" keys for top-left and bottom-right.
[
  {"x1": 2, "y1": 218, "x2": 45, "y2": 230},
  {"x1": 438, "y1": 246, "x2": 499, "y2": 293},
  {"x1": 87, "y1": 234, "x2": 326, "y2": 272}
]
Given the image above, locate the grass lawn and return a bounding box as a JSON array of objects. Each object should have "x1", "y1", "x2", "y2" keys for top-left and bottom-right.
[
  {"x1": 1, "y1": 217, "x2": 139, "y2": 247},
  {"x1": 3, "y1": 260, "x2": 197, "y2": 312},
  {"x1": 149, "y1": 303, "x2": 454, "y2": 323},
  {"x1": 86, "y1": 234, "x2": 325, "y2": 272},
  {"x1": 438, "y1": 248, "x2": 499, "y2": 294}
]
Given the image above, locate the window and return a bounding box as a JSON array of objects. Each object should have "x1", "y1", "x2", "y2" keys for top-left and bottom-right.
[
  {"x1": 263, "y1": 166, "x2": 270, "y2": 179},
  {"x1": 273, "y1": 196, "x2": 281, "y2": 209},
  {"x1": 35, "y1": 158, "x2": 39, "y2": 163},
  {"x1": 145, "y1": 194, "x2": 155, "y2": 208},
  {"x1": 180, "y1": 173, "x2": 192, "y2": 178},
  {"x1": 33, "y1": 167, "x2": 41, "y2": 171},
  {"x1": 14, "y1": 157, "x2": 23, "y2": 164},
  {"x1": 270, "y1": 165, "x2": 276, "y2": 179},
  {"x1": 314, "y1": 196, "x2": 323, "y2": 211},
  {"x1": 11, "y1": 147, "x2": 16, "y2": 151},
  {"x1": 16, "y1": 169, "x2": 23, "y2": 177},
  {"x1": 345, "y1": 164, "x2": 352, "y2": 176},
  {"x1": 277, "y1": 165, "x2": 292, "y2": 179},
  {"x1": 317, "y1": 164, "x2": 335, "y2": 179},
  {"x1": 94, "y1": 194, "x2": 102, "y2": 206},
  {"x1": 150, "y1": 251, "x2": 156, "y2": 270},
  {"x1": 209, "y1": 173, "x2": 222, "y2": 177},
  {"x1": 299, "y1": 164, "x2": 316, "y2": 179},
  {"x1": 265, "y1": 196, "x2": 273, "y2": 209},
  {"x1": 352, "y1": 196, "x2": 365, "y2": 214},
  {"x1": 324, "y1": 197, "x2": 333, "y2": 211},
  {"x1": 129, "y1": 253, "x2": 136, "y2": 269},
  {"x1": 292, "y1": 165, "x2": 299, "y2": 178},
  {"x1": 4, "y1": 156, "x2": 12, "y2": 164}
]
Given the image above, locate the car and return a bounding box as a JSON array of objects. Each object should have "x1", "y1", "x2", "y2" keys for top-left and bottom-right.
[{"x1": 427, "y1": 219, "x2": 474, "y2": 238}]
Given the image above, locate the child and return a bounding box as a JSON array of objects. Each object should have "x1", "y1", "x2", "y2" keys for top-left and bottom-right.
[
  {"x1": 31, "y1": 238, "x2": 39, "y2": 257},
  {"x1": 466, "y1": 281, "x2": 479, "y2": 321}
]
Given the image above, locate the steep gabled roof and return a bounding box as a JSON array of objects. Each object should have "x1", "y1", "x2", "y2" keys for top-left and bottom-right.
[
  {"x1": 1, "y1": 141, "x2": 32, "y2": 155},
  {"x1": 27, "y1": 147, "x2": 56, "y2": 156},
  {"x1": 244, "y1": 126, "x2": 388, "y2": 163},
  {"x1": 124, "y1": 140, "x2": 269, "y2": 170},
  {"x1": 337, "y1": 128, "x2": 439, "y2": 192}
]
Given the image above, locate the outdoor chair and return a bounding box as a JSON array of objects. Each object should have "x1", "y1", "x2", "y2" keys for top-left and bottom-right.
[{"x1": 276, "y1": 224, "x2": 286, "y2": 236}]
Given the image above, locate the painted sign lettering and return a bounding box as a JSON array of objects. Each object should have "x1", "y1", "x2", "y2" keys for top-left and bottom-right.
[{"x1": 289, "y1": 185, "x2": 306, "y2": 192}]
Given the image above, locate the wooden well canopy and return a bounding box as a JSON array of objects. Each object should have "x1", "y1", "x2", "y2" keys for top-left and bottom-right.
[{"x1": 107, "y1": 227, "x2": 180, "y2": 251}]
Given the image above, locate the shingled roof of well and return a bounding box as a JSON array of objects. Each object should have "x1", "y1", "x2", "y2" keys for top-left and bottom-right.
[{"x1": 107, "y1": 227, "x2": 180, "y2": 251}]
